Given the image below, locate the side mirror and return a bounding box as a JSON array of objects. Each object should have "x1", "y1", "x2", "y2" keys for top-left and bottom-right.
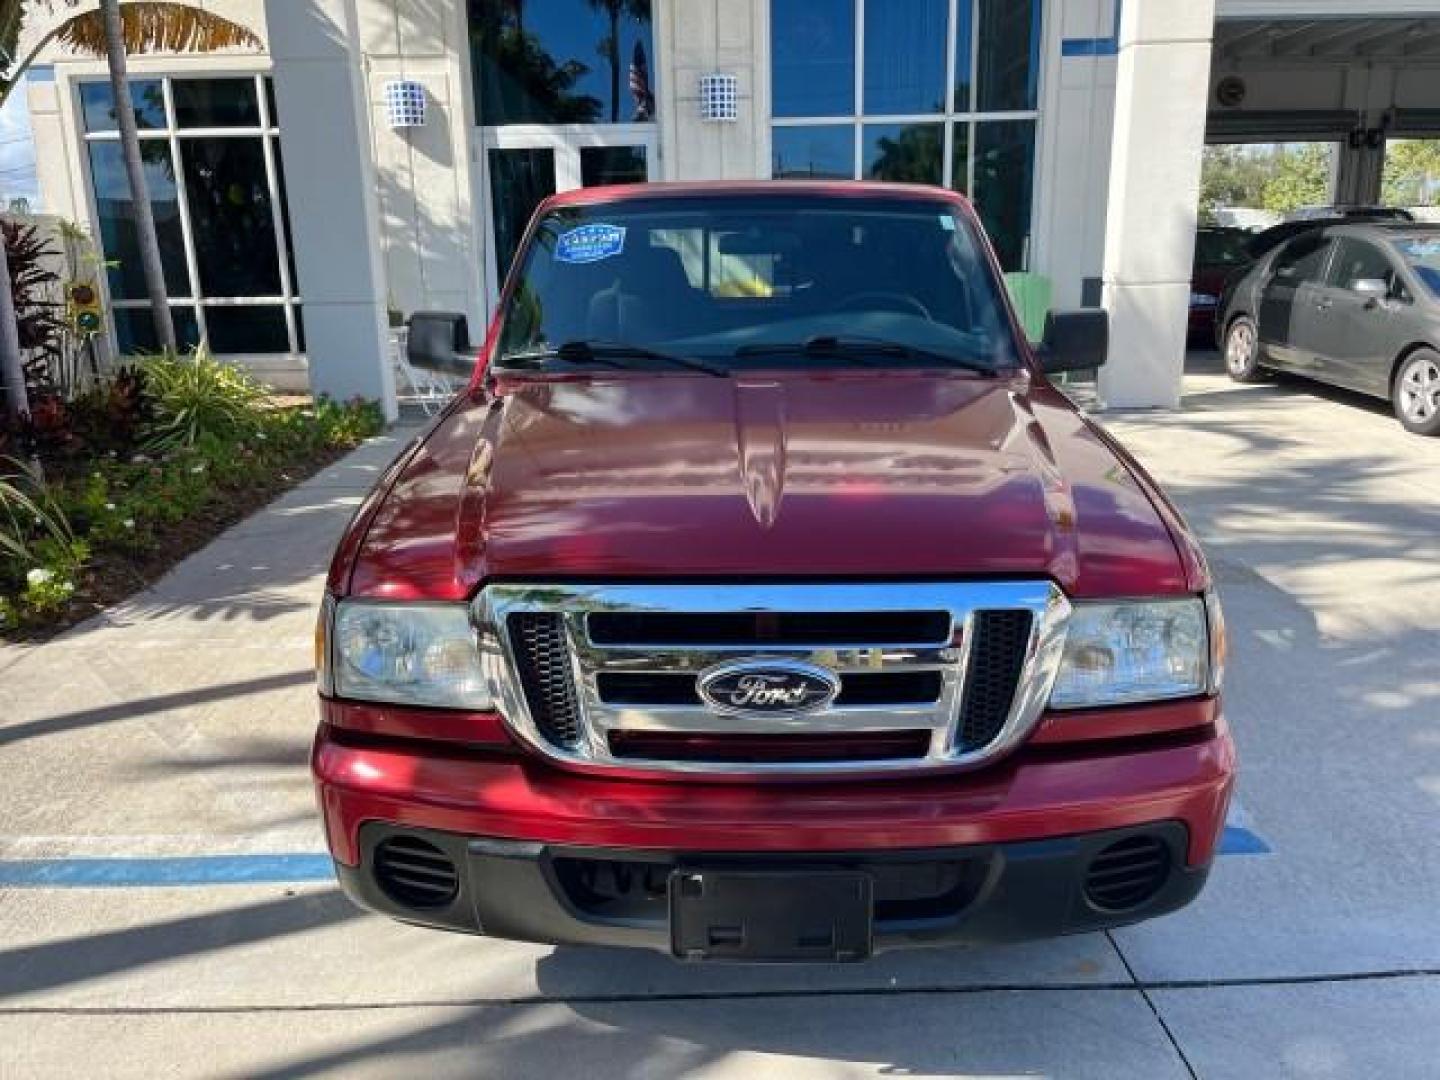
[
  {"x1": 407, "y1": 311, "x2": 474, "y2": 377},
  {"x1": 1037, "y1": 309, "x2": 1108, "y2": 375},
  {"x1": 1350, "y1": 277, "x2": 1388, "y2": 299}
]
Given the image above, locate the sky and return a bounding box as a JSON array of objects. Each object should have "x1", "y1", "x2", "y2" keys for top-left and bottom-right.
[{"x1": 0, "y1": 74, "x2": 41, "y2": 210}]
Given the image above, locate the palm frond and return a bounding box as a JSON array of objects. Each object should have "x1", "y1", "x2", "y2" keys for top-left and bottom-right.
[{"x1": 51, "y1": 3, "x2": 261, "y2": 58}]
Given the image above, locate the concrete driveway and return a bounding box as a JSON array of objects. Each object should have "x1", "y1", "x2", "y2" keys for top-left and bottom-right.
[{"x1": 3, "y1": 354, "x2": 1437, "y2": 1078}]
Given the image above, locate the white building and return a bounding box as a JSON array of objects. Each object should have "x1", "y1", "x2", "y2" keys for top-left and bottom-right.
[{"x1": 24, "y1": 1, "x2": 1440, "y2": 415}]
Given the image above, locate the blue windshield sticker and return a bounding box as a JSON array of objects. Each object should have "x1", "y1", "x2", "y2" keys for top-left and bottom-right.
[
  {"x1": 939, "y1": 214, "x2": 955, "y2": 231},
  {"x1": 555, "y1": 223, "x2": 627, "y2": 263}
]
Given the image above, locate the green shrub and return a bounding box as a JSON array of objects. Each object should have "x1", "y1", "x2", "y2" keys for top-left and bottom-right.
[
  {"x1": 142, "y1": 348, "x2": 270, "y2": 450},
  {"x1": 0, "y1": 456, "x2": 80, "y2": 569}
]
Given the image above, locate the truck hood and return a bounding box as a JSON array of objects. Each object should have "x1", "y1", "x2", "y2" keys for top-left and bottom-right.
[{"x1": 349, "y1": 372, "x2": 1190, "y2": 600}]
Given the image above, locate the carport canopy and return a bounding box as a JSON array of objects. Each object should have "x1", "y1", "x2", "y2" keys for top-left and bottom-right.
[{"x1": 1208, "y1": 15, "x2": 1440, "y2": 202}]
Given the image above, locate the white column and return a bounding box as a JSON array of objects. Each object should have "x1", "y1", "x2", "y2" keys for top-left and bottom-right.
[
  {"x1": 1098, "y1": 1, "x2": 1215, "y2": 410},
  {"x1": 265, "y1": 0, "x2": 397, "y2": 420}
]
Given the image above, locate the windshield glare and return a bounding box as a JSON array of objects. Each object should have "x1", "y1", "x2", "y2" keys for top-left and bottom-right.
[
  {"x1": 1393, "y1": 236, "x2": 1440, "y2": 298},
  {"x1": 495, "y1": 196, "x2": 1020, "y2": 372}
]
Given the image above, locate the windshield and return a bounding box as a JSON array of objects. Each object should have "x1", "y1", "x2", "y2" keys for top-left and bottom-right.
[
  {"x1": 1392, "y1": 236, "x2": 1440, "y2": 298},
  {"x1": 495, "y1": 195, "x2": 1020, "y2": 372}
]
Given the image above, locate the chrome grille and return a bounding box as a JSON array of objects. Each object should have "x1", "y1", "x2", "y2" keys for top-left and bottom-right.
[
  {"x1": 507, "y1": 612, "x2": 583, "y2": 749},
  {"x1": 481, "y1": 582, "x2": 1070, "y2": 775},
  {"x1": 957, "y1": 610, "x2": 1035, "y2": 752}
]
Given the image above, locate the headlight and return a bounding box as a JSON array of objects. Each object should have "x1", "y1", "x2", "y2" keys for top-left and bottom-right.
[
  {"x1": 330, "y1": 600, "x2": 492, "y2": 710},
  {"x1": 1049, "y1": 598, "x2": 1209, "y2": 709}
]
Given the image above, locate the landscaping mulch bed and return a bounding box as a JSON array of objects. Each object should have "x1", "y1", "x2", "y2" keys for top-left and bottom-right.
[{"x1": 6, "y1": 442, "x2": 355, "y2": 643}]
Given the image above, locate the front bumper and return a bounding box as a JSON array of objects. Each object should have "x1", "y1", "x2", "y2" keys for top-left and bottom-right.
[
  {"x1": 314, "y1": 714, "x2": 1234, "y2": 954},
  {"x1": 334, "y1": 820, "x2": 1209, "y2": 956}
]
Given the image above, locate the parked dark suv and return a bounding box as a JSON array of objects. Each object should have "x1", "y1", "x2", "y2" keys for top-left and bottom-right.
[{"x1": 1219, "y1": 221, "x2": 1440, "y2": 436}]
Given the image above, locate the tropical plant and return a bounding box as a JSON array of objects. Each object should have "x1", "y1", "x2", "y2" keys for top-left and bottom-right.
[
  {"x1": 0, "y1": 453, "x2": 79, "y2": 567},
  {"x1": 2, "y1": 219, "x2": 64, "y2": 390},
  {"x1": 141, "y1": 346, "x2": 268, "y2": 449},
  {"x1": 0, "y1": 0, "x2": 261, "y2": 411},
  {"x1": 586, "y1": 0, "x2": 650, "y2": 122}
]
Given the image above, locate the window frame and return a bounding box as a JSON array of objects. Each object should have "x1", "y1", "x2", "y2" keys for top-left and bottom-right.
[
  {"x1": 770, "y1": 0, "x2": 1042, "y2": 193},
  {"x1": 74, "y1": 71, "x2": 302, "y2": 359}
]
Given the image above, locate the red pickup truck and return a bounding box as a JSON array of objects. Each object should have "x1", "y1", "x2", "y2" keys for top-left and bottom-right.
[{"x1": 313, "y1": 182, "x2": 1234, "y2": 962}]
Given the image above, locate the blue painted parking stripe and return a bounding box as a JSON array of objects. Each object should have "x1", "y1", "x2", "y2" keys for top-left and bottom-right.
[
  {"x1": 1220, "y1": 825, "x2": 1271, "y2": 855},
  {"x1": 0, "y1": 853, "x2": 335, "y2": 888},
  {"x1": 0, "y1": 826, "x2": 1270, "y2": 888}
]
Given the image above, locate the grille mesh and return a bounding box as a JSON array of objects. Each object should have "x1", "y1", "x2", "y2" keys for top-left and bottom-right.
[
  {"x1": 956, "y1": 610, "x2": 1034, "y2": 751},
  {"x1": 508, "y1": 612, "x2": 583, "y2": 749}
]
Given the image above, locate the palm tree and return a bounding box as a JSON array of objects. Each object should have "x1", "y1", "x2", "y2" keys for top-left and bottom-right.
[
  {"x1": 0, "y1": 1, "x2": 259, "y2": 416},
  {"x1": 586, "y1": 0, "x2": 649, "y2": 123}
]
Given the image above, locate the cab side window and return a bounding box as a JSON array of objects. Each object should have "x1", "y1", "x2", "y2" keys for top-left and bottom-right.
[
  {"x1": 1271, "y1": 235, "x2": 1333, "y2": 285},
  {"x1": 1328, "y1": 239, "x2": 1408, "y2": 300}
]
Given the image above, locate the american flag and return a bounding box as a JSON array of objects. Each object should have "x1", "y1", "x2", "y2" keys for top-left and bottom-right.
[{"x1": 629, "y1": 40, "x2": 654, "y2": 121}]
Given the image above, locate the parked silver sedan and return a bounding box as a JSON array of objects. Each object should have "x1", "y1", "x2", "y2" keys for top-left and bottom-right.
[{"x1": 1217, "y1": 221, "x2": 1440, "y2": 436}]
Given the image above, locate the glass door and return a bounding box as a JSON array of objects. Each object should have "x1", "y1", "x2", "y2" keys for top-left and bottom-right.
[{"x1": 481, "y1": 125, "x2": 656, "y2": 306}]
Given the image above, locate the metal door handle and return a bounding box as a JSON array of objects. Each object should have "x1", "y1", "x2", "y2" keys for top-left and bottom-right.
[{"x1": 1315, "y1": 299, "x2": 1332, "y2": 311}]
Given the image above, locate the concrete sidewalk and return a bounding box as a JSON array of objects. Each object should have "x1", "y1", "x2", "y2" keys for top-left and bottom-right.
[{"x1": 3, "y1": 360, "x2": 1438, "y2": 1078}]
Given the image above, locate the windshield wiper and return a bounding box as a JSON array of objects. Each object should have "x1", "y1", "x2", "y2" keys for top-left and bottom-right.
[
  {"x1": 506, "y1": 339, "x2": 727, "y2": 377},
  {"x1": 734, "y1": 334, "x2": 996, "y2": 374}
]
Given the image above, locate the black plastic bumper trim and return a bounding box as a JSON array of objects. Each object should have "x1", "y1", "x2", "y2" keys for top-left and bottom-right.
[{"x1": 333, "y1": 820, "x2": 1209, "y2": 957}]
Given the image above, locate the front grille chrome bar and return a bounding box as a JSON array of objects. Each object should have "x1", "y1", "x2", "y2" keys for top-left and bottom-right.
[{"x1": 474, "y1": 582, "x2": 1071, "y2": 776}]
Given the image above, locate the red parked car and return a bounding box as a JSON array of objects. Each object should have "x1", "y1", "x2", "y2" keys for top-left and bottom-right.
[
  {"x1": 1189, "y1": 226, "x2": 1253, "y2": 339},
  {"x1": 313, "y1": 182, "x2": 1234, "y2": 962}
]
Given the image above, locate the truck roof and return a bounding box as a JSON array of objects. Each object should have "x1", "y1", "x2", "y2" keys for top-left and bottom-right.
[{"x1": 542, "y1": 179, "x2": 972, "y2": 210}]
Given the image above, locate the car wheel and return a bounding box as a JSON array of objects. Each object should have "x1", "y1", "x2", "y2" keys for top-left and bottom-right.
[
  {"x1": 1393, "y1": 349, "x2": 1440, "y2": 436},
  {"x1": 1223, "y1": 317, "x2": 1264, "y2": 382}
]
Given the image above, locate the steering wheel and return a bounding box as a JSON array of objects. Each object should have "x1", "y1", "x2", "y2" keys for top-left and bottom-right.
[{"x1": 835, "y1": 291, "x2": 933, "y2": 320}]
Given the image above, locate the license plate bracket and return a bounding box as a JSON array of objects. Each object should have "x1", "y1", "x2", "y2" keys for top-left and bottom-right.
[{"x1": 669, "y1": 869, "x2": 873, "y2": 962}]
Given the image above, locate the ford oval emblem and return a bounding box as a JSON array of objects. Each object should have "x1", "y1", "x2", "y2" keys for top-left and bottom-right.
[{"x1": 697, "y1": 660, "x2": 840, "y2": 716}]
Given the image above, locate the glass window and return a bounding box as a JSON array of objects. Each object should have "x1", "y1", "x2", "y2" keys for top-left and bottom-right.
[
  {"x1": 949, "y1": 123, "x2": 971, "y2": 194},
  {"x1": 1273, "y1": 236, "x2": 1333, "y2": 284},
  {"x1": 863, "y1": 0, "x2": 948, "y2": 115},
  {"x1": 488, "y1": 147, "x2": 556, "y2": 281},
  {"x1": 580, "y1": 145, "x2": 648, "y2": 187},
  {"x1": 86, "y1": 141, "x2": 190, "y2": 299},
  {"x1": 770, "y1": 2, "x2": 1042, "y2": 270},
  {"x1": 772, "y1": 125, "x2": 853, "y2": 179},
  {"x1": 82, "y1": 76, "x2": 301, "y2": 358},
  {"x1": 497, "y1": 194, "x2": 1021, "y2": 371},
  {"x1": 971, "y1": 119, "x2": 1035, "y2": 270},
  {"x1": 976, "y1": 0, "x2": 1040, "y2": 112},
  {"x1": 864, "y1": 123, "x2": 943, "y2": 185},
  {"x1": 1329, "y1": 239, "x2": 1400, "y2": 293},
  {"x1": 204, "y1": 306, "x2": 291, "y2": 353},
  {"x1": 1393, "y1": 236, "x2": 1440, "y2": 297},
  {"x1": 953, "y1": 0, "x2": 974, "y2": 112},
  {"x1": 113, "y1": 306, "x2": 201, "y2": 354},
  {"x1": 771, "y1": 0, "x2": 854, "y2": 118},
  {"x1": 180, "y1": 138, "x2": 283, "y2": 296},
  {"x1": 172, "y1": 78, "x2": 261, "y2": 128},
  {"x1": 80, "y1": 79, "x2": 165, "y2": 132},
  {"x1": 468, "y1": 0, "x2": 657, "y2": 125}
]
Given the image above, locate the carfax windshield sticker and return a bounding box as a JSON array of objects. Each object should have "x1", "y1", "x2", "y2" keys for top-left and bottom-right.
[{"x1": 555, "y1": 223, "x2": 627, "y2": 263}]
